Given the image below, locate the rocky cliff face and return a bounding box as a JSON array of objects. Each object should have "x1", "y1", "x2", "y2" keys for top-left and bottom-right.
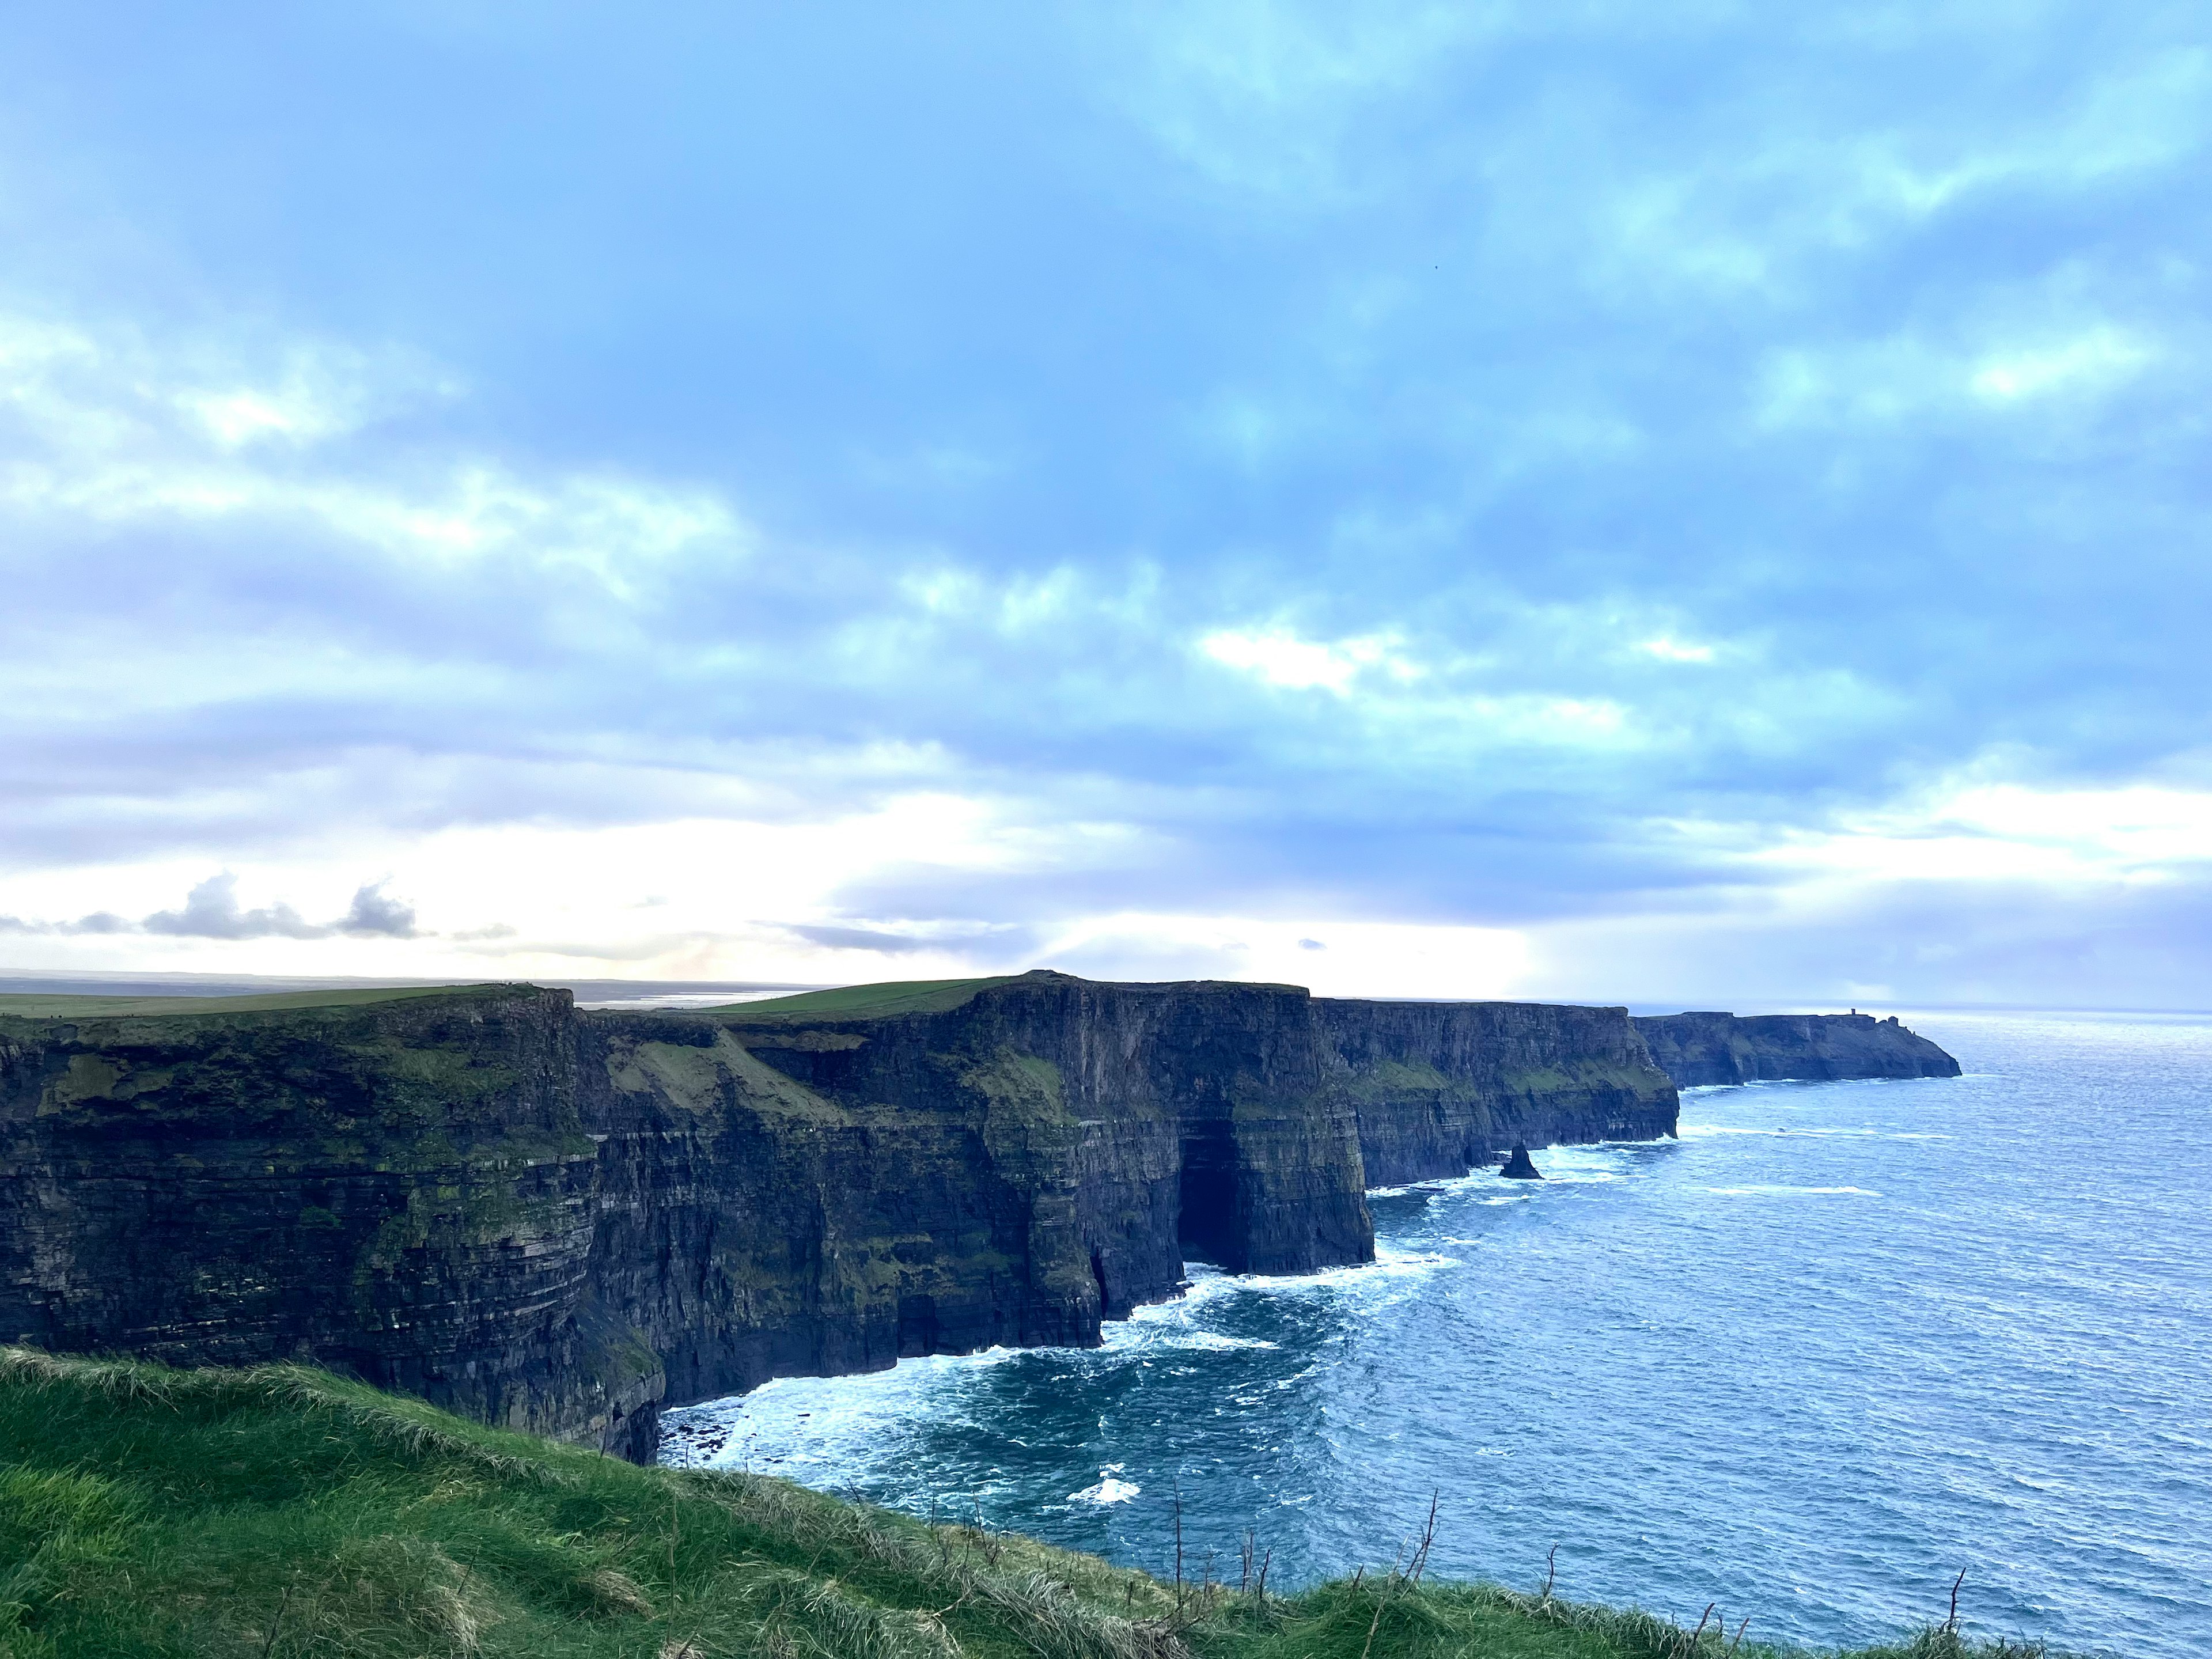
[
  {"x1": 582, "y1": 1000, "x2": 1109, "y2": 1449},
  {"x1": 1, "y1": 971, "x2": 1697, "y2": 1461},
  {"x1": 716, "y1": 973, "x2": 1372, "y2": 1286},
  {"x1": 1633, "y1": 1011, "x2": 1962, "y2": 1087},
  {"x1": 1319, "y1": 999, "x2": 1679, "y2": 1185},
  {"x1": 0, "y1": 986, "x2": 660, "y2": 1455}
]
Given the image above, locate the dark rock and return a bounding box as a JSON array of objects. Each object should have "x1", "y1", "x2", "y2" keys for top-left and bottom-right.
[
  {"x1": 1499, "y1": 1144, "x2": 1543, "y2": 1180},
  {"x1": 1632, "y1": 1011, "x2": 1962, "y2": 1088}
]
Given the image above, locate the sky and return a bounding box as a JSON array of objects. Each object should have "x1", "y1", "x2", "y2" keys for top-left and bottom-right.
[{"x1": 1, "y1": 2, "x2": 2206, "y2": 1008}]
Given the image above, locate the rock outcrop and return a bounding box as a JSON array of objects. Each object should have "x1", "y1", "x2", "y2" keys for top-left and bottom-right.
[
  {"x1": 0, "y1": 971, "x2": 1696, "y2": 1461},
  {"x1": 1632, "y1": 1011, "x2": 1961, "y2": 1088},
  {"x1": 1499, "y1": 1144, "x2": 1543, "y2": 1180}
]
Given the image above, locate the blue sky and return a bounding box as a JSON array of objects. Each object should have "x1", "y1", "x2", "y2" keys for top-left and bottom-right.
[{"x1": 2, "y1": 3, "x2": 2206, "y2": 1006}]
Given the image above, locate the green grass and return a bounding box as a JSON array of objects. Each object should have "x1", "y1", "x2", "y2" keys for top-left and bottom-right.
[
  {"x1": 717, "y1": 976, "x2": 1020, "y2": 1020},
  {"x1": 0, "y1": 984, "x2": 525, "y2": 1021},
  {"x1": 0, "y1": 1347, "x2": 2063, "y2": 1659}
]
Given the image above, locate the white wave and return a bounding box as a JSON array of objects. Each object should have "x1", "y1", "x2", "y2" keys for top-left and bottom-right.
[
  {"x1": 1154, "y1": 1248, "x2": 1459, "y2": 1305},
  {"x1": 1680, "y1": 1123, "x2": 1949, "y2": 1141},
  {"x1": 1366, "y1": 1169, "x2": 1498, "y2": 1198},
  {"x1": 1172, "y1": 1330, "x2": 1278, "y2": 1351},
  {"x1": 1070, "y1": 1464, "x2": 1141, "y2": 1504}
]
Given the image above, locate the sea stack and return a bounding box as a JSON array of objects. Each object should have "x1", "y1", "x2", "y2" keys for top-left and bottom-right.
[{"x1": 1500, "y1": 1143, "x2": 1543, "y2": 1180}]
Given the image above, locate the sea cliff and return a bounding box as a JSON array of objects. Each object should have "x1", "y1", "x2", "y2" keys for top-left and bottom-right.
[
  {"x1": 1321, "y1": 997, "x2": 1678, "y2": 1186},
  {"x1": 0, "y1": 971, "x2": 1713, "y2": 1459},
  {"x1": 1634, "y1": 1011, "x2": 1962, "y2": 1087}
]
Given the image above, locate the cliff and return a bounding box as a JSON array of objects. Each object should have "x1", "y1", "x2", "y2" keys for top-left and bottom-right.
[
  {"x1": 1, "y1": 971, "x2": 1687, "y2": 1461},
  {"x1": 1633, "y1": 1011, "x2": 1962, "y2": 1087},
  {"x1": 1318, "y1": 999, "x2": 1679, "y2": 1186},
  {"x1": 714, "y1": 972, "x2": 1372, "y2": 1290},
  {"x1": 0, "y1": 985, "x2": 656, "y2": 1450}
]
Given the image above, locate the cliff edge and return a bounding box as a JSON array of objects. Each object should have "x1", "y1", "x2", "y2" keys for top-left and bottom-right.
[{"x1": 1633, "y1": 1010, "x2": 1962, "y2": 1087}]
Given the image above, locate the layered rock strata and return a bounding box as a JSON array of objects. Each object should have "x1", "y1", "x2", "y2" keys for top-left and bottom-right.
[
  {"x1": 0, "y1": 987, "x2": 654, "y2": 1450},
  {"x1": 1633, "y1": 1011, "x2": 1962, "y2": 1087},
  {"x1": 1319, "y1": 998, "x2": 1680, "y2": 1187},
  {"x1": 1, "y1": 971, "x2": 1692, "y2": 1461}
]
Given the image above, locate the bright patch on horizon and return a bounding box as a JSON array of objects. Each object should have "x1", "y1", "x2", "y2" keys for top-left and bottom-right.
[
  {"x1": 1741, "y1": 782, "x2": 2212, "y2": 885},
  {"x1": 1040, "y1": 912, "x2": 1530, "y2": 1000}
]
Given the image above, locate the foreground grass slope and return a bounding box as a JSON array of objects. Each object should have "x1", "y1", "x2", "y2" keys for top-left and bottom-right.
[{"x1": 0, "y1": 1349, "x2": 2055, "y2": 1659}]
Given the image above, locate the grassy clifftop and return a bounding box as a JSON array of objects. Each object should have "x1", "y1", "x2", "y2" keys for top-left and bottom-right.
[
  {"x1": 0, "y1": 984, "x2": 527, "y2": 1022},
  {"x1": 0, "y1": 1349, "x2": 2052, "y2": 1659},
  {"x1": 715, "y1": 977, "x2": 1019, "y2": 1020}
]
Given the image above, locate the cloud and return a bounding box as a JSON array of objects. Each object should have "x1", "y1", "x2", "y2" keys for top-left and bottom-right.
[
  {"x1": 142, "y1": 874, "x2": 329, "y2": 940},
  {"x1": 1969, "y1": 329, "x2": 2152, "y2": 404},
  {"x1": 1198, "y1": 626, "x2": 1413, "y2": 694},
  {"x1": 0, "y1": 6, "x2": 2204, "y2": 1005},
  {"x1": 783, "y1": 923, "x2": 941, "y2": 954},
  {"x1": 1, "y1": 909, "x2": 148, "y2": 937},
  {"x1": 0, "y1": 876, "x2": 427, "y2": 944},
  {"x1": 340, "y1": 881, "x2": 419, "y2": 938}
]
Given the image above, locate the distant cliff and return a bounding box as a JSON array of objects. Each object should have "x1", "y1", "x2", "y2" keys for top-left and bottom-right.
[
  {"x1": 1633, "y1": 1011, "x2": 1961, "y2": 1087},
  {"x1": 1320, "y1": 999, "x2": 1679, "y2": 1186},
  {"x1": 0, "y1": 971, "x2": 1692, "y2": 1461}
]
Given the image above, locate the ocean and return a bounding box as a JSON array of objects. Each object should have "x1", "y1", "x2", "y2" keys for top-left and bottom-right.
[{"x1": 660, "y1": 1010, "x2": 2212, "y2": 1658}]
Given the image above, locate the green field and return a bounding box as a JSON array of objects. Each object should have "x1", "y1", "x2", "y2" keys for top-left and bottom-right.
[
  {"x1": 715, "y1": 976, "x2": 1018, "y2": 1020},
  {"x1": 0, "y1": 1347, "x2": 2054, "y2": 1658},
  {"x1": 0, "y1": 984, "x2": 520, "y2": 1021}
]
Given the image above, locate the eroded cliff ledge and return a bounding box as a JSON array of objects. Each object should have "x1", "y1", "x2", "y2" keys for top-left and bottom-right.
[
  {"x1": 1, "y1": 971, "x2": 1688, "y2": 1460},
  {"x1": 1633, "y1": 1011, "x2": 1962, "y2": 1088}
]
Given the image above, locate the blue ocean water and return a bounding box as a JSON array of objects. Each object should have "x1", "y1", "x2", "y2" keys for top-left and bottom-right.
[{"x1": 661, "y1": 1011, "x2": 2212, "y2": 1657}]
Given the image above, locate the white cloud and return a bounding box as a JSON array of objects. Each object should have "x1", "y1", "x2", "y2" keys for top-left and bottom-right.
[
  {"x1": 1639, "y1": 637, "x2": 1715, "y2": 664},
  {"x1": 1969, "y1": 328, "x2": 2151, "y2": 403},
  {"x1": 1199, "y1": 626, "x2": 1415, "y2": 693},
  {"x1": 1787, "y1": 782, "x2": 2212, "y2": 882},
  {"x1": 1099, "y1": 0, "x2": 1497, "y2": 201},
  {"x1": 0, "y1": 311, "x2": 749, "y2": 594},
  {"x1": 1849, "y1": 46, "x2": 2212, "y2": 219},
  {"x1": 1756, "y1": 320, "x2": 2158, "y2": 429}
]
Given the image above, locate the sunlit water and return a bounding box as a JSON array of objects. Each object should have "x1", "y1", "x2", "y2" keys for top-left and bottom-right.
[{"x1": 661, "y1": 1012, "x2": 2212, "y2": 1657}]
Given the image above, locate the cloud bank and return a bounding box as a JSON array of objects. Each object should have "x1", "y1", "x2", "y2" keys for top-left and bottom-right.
[
  {"x1": 7, "y1": 877, "x2": 419, "y2": 942},
  {"x1": 0, "y1": 3, "x2": 2204, "y2": 1007}
]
